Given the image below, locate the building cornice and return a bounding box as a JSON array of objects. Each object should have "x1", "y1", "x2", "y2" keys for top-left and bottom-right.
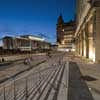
[
  {"x1": 75, "y1": 3, "x2": 91, "y2": 37},
  {"x1": 75, "y1": 0, "x2": 100, "y2": 38},
  {"x1": 92, "y1": 0, "x2": 100, "y2": 7}
]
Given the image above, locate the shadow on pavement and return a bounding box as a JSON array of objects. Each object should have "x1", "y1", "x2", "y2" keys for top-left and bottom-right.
[{"x1": 68, "y1": 62, "x2": 94, "y2": 100}]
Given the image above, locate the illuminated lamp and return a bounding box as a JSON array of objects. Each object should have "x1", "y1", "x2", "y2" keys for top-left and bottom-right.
[
  {"x1": 89, "y1": 50, "x2": 95, "y2": 62},
  {"x1": 71, "y1": 49, "x2": 75, "y2": 52},
  {"x1": 84, "y1": 49, "x2": 86, "y2": 57},
  {"x1": 62, "y1": 29, "x2": 64, "y2": 32},
  {"x1": 62, "y1": 40, "x2": 65, "y2": 45}
]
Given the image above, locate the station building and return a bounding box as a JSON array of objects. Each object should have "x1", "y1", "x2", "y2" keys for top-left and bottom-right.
[
  {"x1": 3, "y1": 35, "x2": 50, "y2": 51},
  {"x1": 56, "y1": 15, "x2": 75, "y2": 52},
  {"x1": 75, "y1": 0, "x2": 100, "y2": 62}
]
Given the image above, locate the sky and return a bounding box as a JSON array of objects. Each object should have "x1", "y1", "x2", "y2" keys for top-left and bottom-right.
[{"x1": 0, "y1": 0, "x2": 75, "y2": 43}]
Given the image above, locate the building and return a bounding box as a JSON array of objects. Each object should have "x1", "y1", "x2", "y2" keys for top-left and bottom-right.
[
  {"x1": 56, "y1": 15, "x2": 75, "y2": 51},
  {"x1": 3, "y1": 35, "x2": 50, "y2": 51},
  {"x1": 50, "y1": 44, "x2": 58, "y2": 51},
  {"x1": 75, "y1": 0, "x2": 100, "y2": 62}
]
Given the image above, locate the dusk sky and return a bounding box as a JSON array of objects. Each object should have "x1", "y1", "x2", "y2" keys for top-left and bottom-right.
[{"x1": 0, "y1": 0, "x2": 75, "y2": 43}]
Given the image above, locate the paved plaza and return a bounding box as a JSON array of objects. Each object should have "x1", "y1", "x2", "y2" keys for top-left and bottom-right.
[{"x1": 0, "y1": 52, "x2": 100, "y2": 100}]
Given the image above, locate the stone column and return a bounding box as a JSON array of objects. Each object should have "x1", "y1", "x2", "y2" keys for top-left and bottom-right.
[
  {"x1": 88, "y1": 36, "x2": 94, "y2": 60},
  {"x1": 77, "y1": 38, "x2": 78, "y2": 54},
  {"x1": 88, "y1": 17, "x2": 95, "y2": 61},
  {"x1": 83, "y1": 30, "x2": 86, "y2": 57},
  {"x1": 81, "y1": 30, "x2": 84, "y2": 56},
  {"x1": 77, "y1": 36, "x2": 79, "y2": 55},
  {"x1": 95, "y1": 7, "x2": 100, "y2": 62},
  {"x1": 80, "y1": 33, "x2": 82, "y2": 56},
  {"x1": 79, "y1": 34, "x2": 80, "y2": 55},
  {"x1": 75, "y1": 38, "x2": 78, "y2": 54},
  {"x1": 85, "y1": 23, "x2": 89, "y2": 58},
  {"x1": 78, "y1": 36, "x2": 80, "y2": 54}
]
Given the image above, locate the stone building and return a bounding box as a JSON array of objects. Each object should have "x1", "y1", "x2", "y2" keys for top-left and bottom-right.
[
  {"x1": 56, "y1": 15, "x2": 75, "y2": 51},
  {"x1": 75, "y1": 0, "x2": 100, "y2": 62}
]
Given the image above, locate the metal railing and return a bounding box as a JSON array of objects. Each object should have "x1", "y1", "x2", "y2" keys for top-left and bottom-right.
[
  {"x1": 0, "y1": 65, "x2": 55, "y2": 100},
  {"x1": 0, "y1": 54, "x2": 65, "y2": 100}
]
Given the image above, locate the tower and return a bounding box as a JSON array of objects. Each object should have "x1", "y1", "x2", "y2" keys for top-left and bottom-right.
[{"x1": 56, "y1": 15, "x2": 64, "y2": 44}]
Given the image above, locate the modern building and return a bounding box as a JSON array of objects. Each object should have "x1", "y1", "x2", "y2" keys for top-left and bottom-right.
[
  {"x1": 75, "y1": 0, "x2": 100, "y2": 62},
  {"x1": 56, "y1": 15, "x2": 75, "y2": 51},
  {"x1": 3, "y1": 35, "x2": 50, "y2": 51}
]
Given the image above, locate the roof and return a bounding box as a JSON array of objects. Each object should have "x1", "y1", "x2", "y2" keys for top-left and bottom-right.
[
  {"x1": 3, "y1": 36, "x2": 13, "y2": 39},
  {"x1": 20, "y1": 35, "x2": 45, "y2": 41},
  {"x1": 3, "y1": 35, "x2": 45, "y2": 42},
  {"x1": 64, "y1": 20, "x2": 75, "y2": 26}
]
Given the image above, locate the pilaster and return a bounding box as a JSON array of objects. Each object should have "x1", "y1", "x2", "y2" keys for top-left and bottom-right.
[{"x1": 95, "y1": 7, "x2": 100, "y2": 62}]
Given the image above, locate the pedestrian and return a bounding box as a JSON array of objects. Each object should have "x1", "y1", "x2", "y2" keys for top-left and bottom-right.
[
  {"x1": 24, "y1": 58, "x2": 28, "y2": 65},
  {"x1": 28, "y1": 58, "x2": 31, "y2": 65}
]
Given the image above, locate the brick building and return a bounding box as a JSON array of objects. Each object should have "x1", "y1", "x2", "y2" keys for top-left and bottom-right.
[{"x1": 56, "y1": 15, "x2": 75, "y2": 51}]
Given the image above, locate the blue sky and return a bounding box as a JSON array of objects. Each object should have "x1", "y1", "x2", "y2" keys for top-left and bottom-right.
[{"x1": 0, "y1": 0, "x2": 75, "y2": 43}]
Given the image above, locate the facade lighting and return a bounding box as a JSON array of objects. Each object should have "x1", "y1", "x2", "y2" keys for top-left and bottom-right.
[
  {"x1": 88, "y1": 24, "x2": 93, "y2": 33},
  {"x1": 89, "y1": 49, "x2": 95, "y2": 62}
]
